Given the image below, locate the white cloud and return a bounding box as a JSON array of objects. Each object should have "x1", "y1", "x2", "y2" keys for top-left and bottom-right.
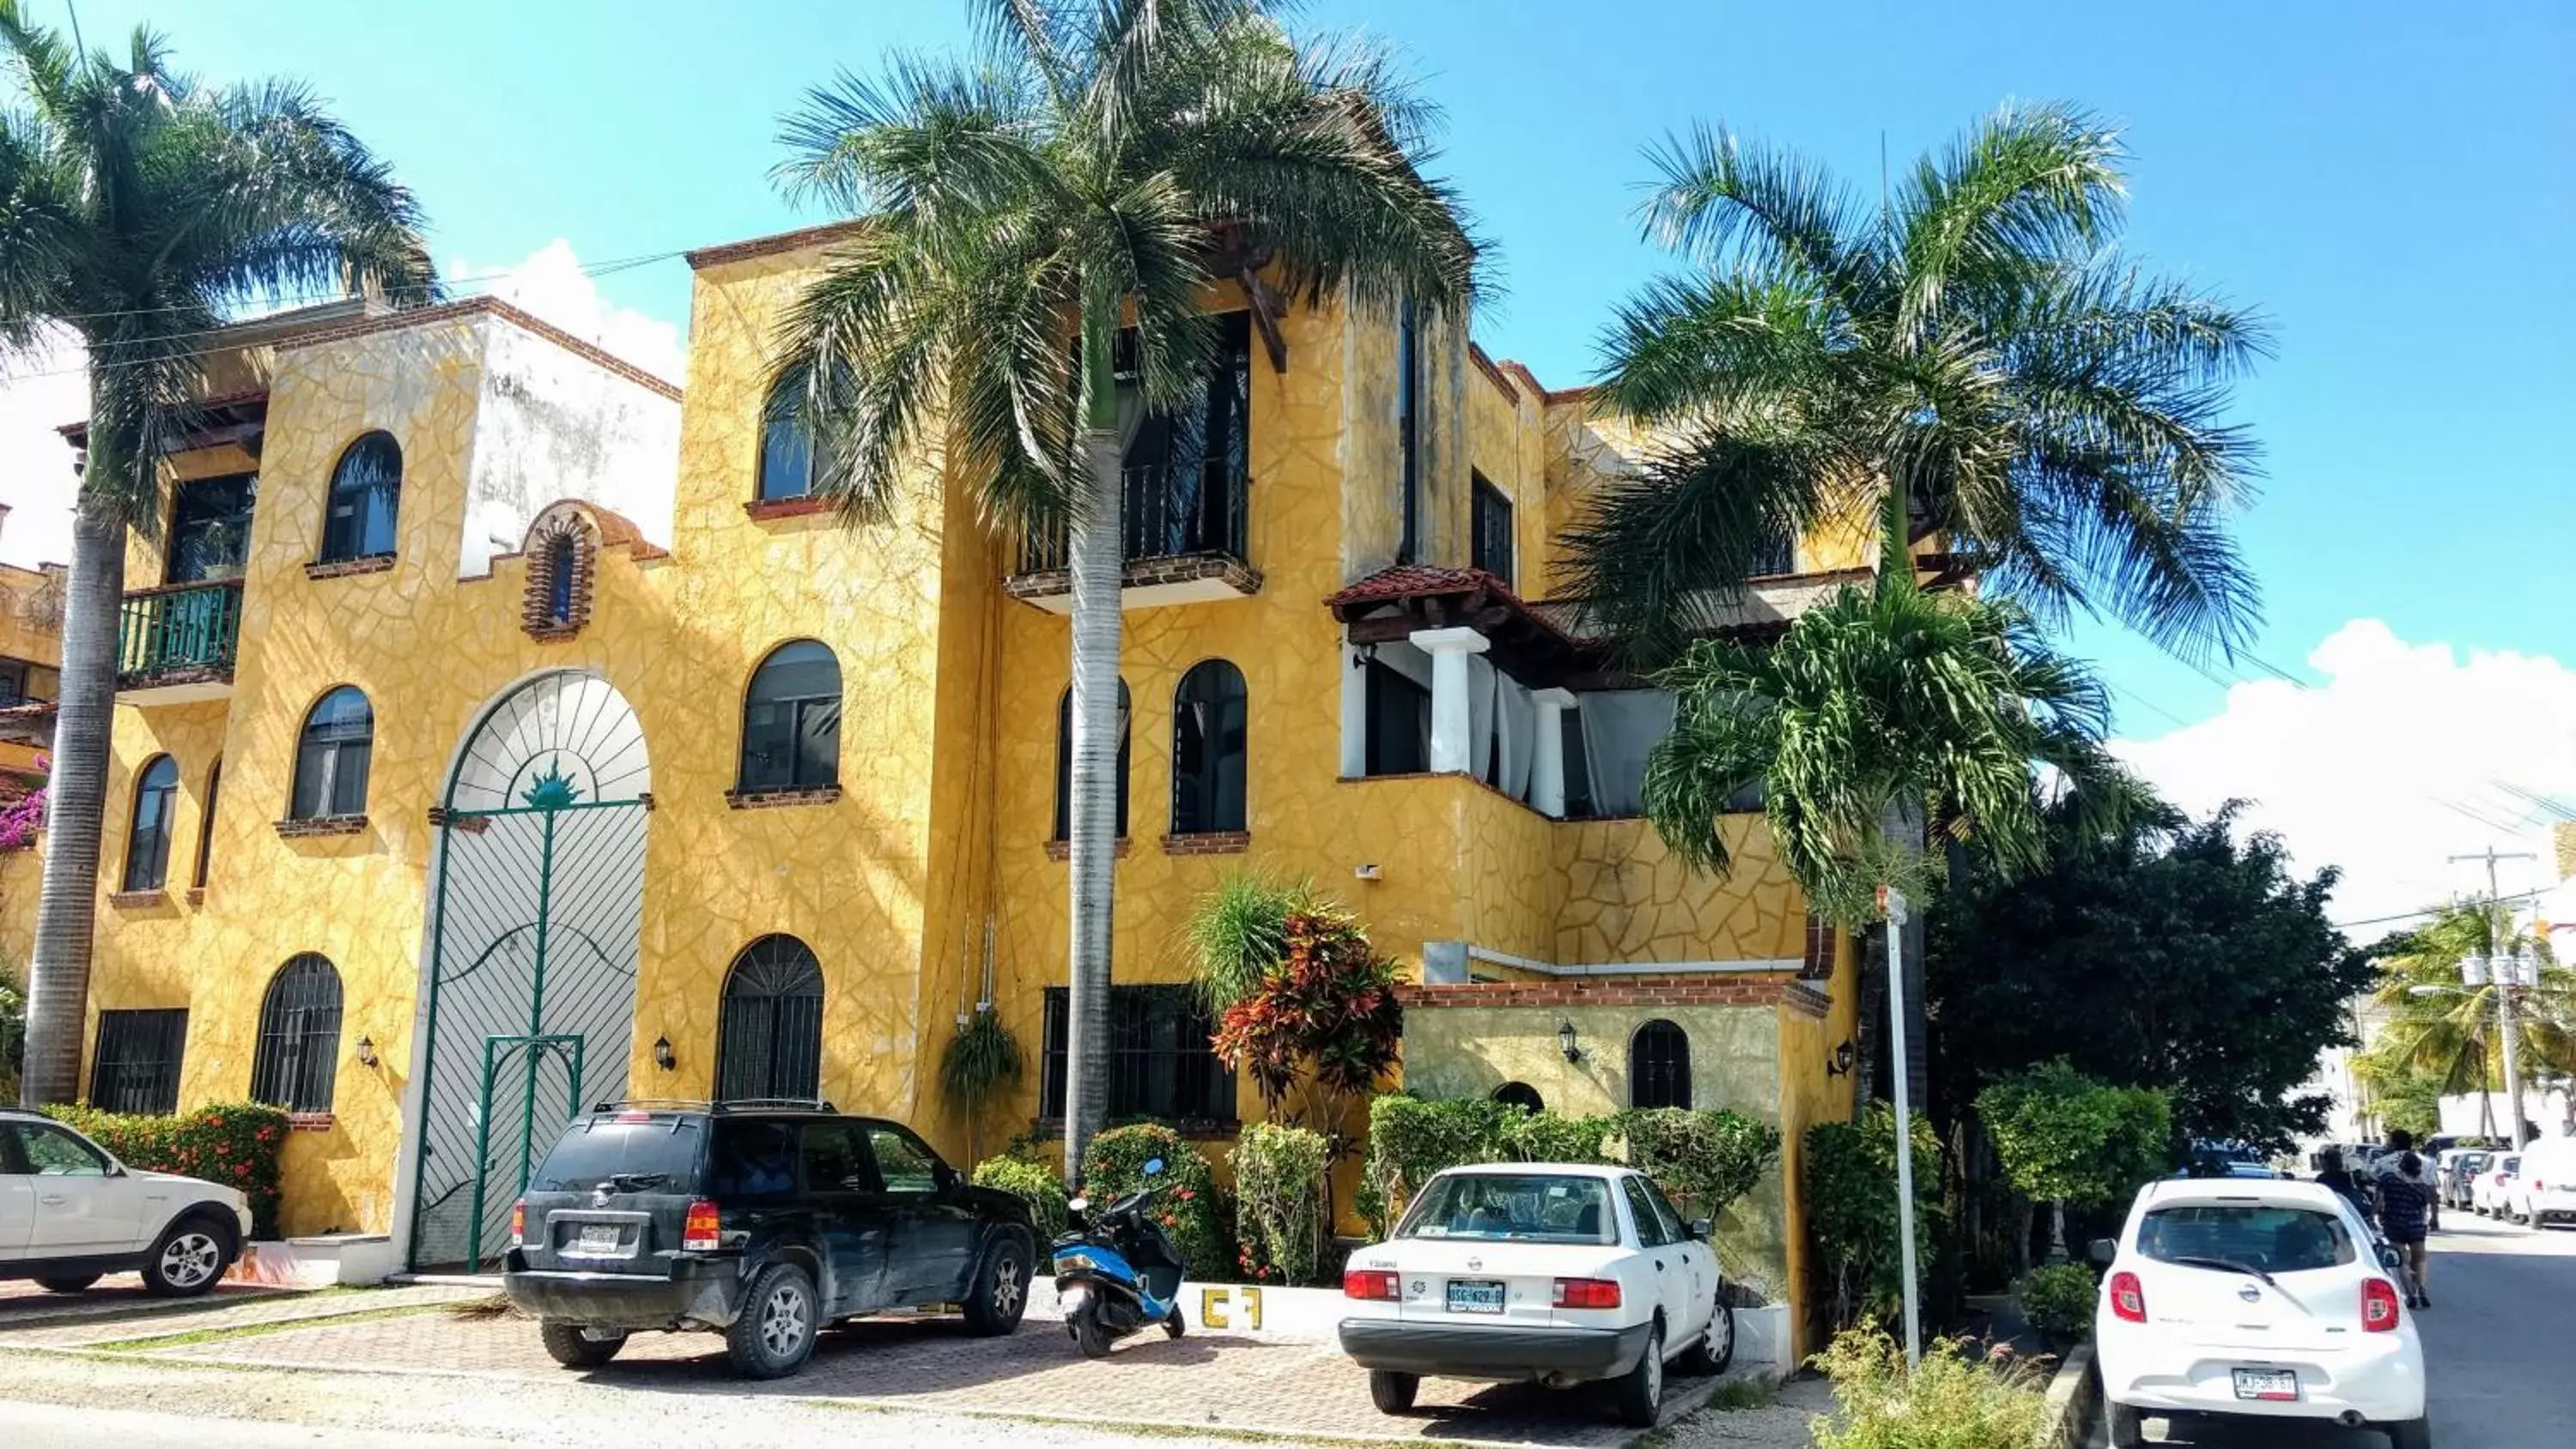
[
  {"x1": 455, "y1": 239, "x2": 686, "y2": 386},
  {"x1": 2113, "y1": 620, "x2": 2576, "y2": 937},
  {"x1": 0, "y1": 330, "x2": 87, "y2": 570}
]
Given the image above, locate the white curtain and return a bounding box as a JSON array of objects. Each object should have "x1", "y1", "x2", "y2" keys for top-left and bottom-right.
[
  {"x1": 1467, "y1": 655, "x2": 1497, "y2": 784},
  {"x1": 1497, "y1": 675, "x2": 1535, "y2": 801}
]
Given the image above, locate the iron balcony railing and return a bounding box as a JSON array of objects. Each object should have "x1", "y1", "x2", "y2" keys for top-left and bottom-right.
[
  {"x1": 118, "y1": 578, "x2": 244, "y2": 684},
  {"x1": 1018, "y1": 461, "x2": 1249, "y2": 575}
]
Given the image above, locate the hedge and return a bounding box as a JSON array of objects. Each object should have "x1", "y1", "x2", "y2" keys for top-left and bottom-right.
[
  {"x1": 1081, "y1": 1122, "x2": 1229, "y2": 1280},
  {"x1": 1806, "y1": 1102, "x2": 1944, "y2": 1334},
  {"x1": 971, "y1": 1155, "x2": 1071, "y2": 1240},
  {"x1": 1230, "y1": 1123, "x2": 1329, "y2": 1286},
  {"x1": 52, "y1": 1100, "x2": 291, "y2": 1238}
]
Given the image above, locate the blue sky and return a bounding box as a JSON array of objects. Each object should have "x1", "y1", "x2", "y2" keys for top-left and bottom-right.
[{"x1": 7, "y1": 0, "x2": 2573, "y2": 919}]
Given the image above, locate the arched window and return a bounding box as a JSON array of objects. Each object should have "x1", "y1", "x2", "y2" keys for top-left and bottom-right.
[
  {"x1": 251, "y1": 954, "x2": 343, "y2": 1113},
  {"x1": 756, "y1": 379, "x2": 816, "y2": 501},
  {"x1": 319, "y1": 432, "x2": 402, "y2": 562},
  {"x1": 1629, "y1": 1019, "x2": 1692, "y2": 1110},
  {"x1": 545, "y1": 532, "x2": 576, "y2": 624},
  {"x1": 1053, "y1": 680, "x2": 1131, "y2": 841},
  {"x1": 122, "y1": 755, "x2": 179, "y2": 892},
  {"x1": 292, "y1": 687, "x2": 374, "y2": 819},
  {"x1": 1170, "y1": 659, "x2": 1247, "y2": 835},
  {"x1": 191, "y1": 759, "x2": 221, "y2": 889},
  {"x1": 716, "y1": 935, "x2": 824, "y2": 1101},
  {"x1": 739, "y1": 641, "x2": 841, "y2": 791},
  {"x1": 1491, "y1": 1081, "x2": 1545, "y2": 1113}
]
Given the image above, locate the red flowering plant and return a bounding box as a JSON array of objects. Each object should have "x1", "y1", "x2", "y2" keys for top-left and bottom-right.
[
  {"x1": 0, "y1": 755, "x2": 46, "y2": 852},
  {"x1": 1208, "y1": 907, "x2": 1402, "y2": 1138},
  {"x1": 53, "y1": 1100, "x2": 293, "y2": 1237}
]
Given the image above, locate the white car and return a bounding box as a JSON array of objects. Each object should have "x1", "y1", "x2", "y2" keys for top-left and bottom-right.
[
  {"x1": 0, "y1": 1107, "x2": 252, "y2": 1296},
  {"x1": 1336, "y1": 1163, "x2": 1731, "y2": 1427},
  {"x1": 2093, "y1": 1179, "x2": 2426, "y2": 1449},
  {"x1": 2471, "y1": 1154, "x2": 2521, "y2": 1217},
  {"x1": 2504, "y1": 1136, "x2": 2576, "y2": 1228}
]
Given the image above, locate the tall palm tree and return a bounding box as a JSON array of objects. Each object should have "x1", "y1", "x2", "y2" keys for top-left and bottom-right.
[
  {"x1": 1568, "y1": 102, "x2": 2269, "y2": 663},
  {"x1": 2357, "y1": 903, "x2": 2576, "y2": 1133},
  {"x1": 769, "y1": 0, "x2": 1477, "y2": 1183},
  {"x1": 0, "y1": 6, "x2": 435, "y2": 1105}
]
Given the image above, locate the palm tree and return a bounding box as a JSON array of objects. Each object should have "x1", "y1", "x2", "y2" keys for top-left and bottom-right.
[
  {"x1": 1567, "y1": 102, "x2": 2269, "y2": 663},
  {"x1": 769, "y1": 0, "x2": 1477, "y2": 1183},
  {"x1": 2356, "y1": 904, "x2": 2576, "y2": 1136},
  {"x1": 0, "y1": 7, "x2": 435, "y2": 1105}
]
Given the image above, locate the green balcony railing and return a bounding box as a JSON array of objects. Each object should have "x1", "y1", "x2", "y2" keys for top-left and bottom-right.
[{"x1": 118, "y1": 579, "x2": 243, "y2": 687}]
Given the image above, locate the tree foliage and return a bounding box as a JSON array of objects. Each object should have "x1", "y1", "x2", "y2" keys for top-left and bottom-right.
[
  {"x1": 1805, "y1": 1103, "x2": 1944, "y2": 1333},
  {"x1": 1975, "y1": 1060, "x2": 2172, "y2": 1208},
  {"x1": 2354, "y1": 901, "x2": 2575, "y2": 1103},
  {"x1": 1927, "y1": 799, "x2": 2373, "y2": 1149},
  {"x1": 1207, "y1": 903, "x2": 1402, "y2": 1133}
]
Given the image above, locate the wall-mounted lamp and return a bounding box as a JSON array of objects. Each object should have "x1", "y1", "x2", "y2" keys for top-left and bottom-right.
[
  {"x1": 355, "y1": 1036, "x2": 378, "y2": 1068},
  {"x1": 1353, "y1": 863, "x2": 1382, "y2": 881},
  {"x1": 1350, "y1": 644, "x2": 1379, "y2": 670},
  {"x1": 653, "y1": 1035, "x2": 676, "y2": 1072},
  {"x1": 1825, "y1": 1040, "x2": 1856, "y2": 1077},
  {"x1": 1558, "y1": 1020, "x2": 1583, "y2": 1064}
]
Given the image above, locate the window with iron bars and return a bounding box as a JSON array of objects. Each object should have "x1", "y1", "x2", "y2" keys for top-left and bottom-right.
[
  {"x1": 91, "y1": 1009, "x2": 187, "y2": 1115},
  {"x1": 250, "y1": 954, "x2": 343, "y2": 1113},
  {"x1": 1039, "y1": 985, "x2": 1234, "y2": 1126}
]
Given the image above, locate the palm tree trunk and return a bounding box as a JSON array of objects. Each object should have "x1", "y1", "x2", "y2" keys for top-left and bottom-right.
[
  {"x1": 1060, "y1": 315, "x2": 1125, "y2": 1189},
  {"x1": 21, "y1": 502, "x2": 125, "y2": 1106}
]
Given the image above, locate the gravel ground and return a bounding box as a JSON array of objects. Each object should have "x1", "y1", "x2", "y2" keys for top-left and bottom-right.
[
  {"x1": 1652, "y1": 1376, "x2": 1836, "y2": 1449},
  {"x1": 0, "y1": 1349, "x2": 1313, "y2": 1449}
]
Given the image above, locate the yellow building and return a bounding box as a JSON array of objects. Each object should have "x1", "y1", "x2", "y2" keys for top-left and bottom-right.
[{"x1": 14, "y1": 220, "x2": 1898, "y2": 1353}]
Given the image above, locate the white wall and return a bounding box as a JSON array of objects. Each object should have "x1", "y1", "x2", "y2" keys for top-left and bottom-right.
[{"x1": 459, "y1": 318, "x2": 681, "y2": 576}]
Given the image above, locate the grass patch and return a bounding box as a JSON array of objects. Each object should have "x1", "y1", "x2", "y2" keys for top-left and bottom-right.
[
  {"x1": 87, "y1": 1300, "x2": 456, "y2": 1353},
  {"x1": 1706, "y1": 1375, "x2": 1777, "y2": 1410},
  {"x1": 793, "y1": 1395, "x2": 1388, "y2": 1446},
  {"x1": 442, "y1": 1293, "x2": 519, "y2": 1319}
]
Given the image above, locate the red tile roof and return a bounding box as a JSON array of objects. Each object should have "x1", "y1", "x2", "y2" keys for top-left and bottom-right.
[{"x1": 1322, "y1": 564, "x2": 1520, "y2": 609}]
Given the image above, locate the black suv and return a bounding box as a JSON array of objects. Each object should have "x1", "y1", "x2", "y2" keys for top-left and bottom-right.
[{"x1": 502, "y1": 1101, "x2": 1036, "y2": 1378}]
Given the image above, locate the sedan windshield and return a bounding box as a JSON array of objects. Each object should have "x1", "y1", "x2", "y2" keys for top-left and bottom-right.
[
  {"x1": 1395, "y1": 1173, "x2": 1616, "y2": 1246},
  {"x1": 2139, "y1": 1203, "x2": 2354, "y2": 1274}
]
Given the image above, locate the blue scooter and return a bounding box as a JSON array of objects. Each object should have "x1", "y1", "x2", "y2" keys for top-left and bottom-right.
[{"x1": 1054, "y1": 1156, "x2": 1188, "y2": 1358}]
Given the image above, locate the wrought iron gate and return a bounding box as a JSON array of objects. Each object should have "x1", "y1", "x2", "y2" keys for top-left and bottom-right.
[{"x1": 407, "y1": 672, "x2": 650, "y2": 1270}]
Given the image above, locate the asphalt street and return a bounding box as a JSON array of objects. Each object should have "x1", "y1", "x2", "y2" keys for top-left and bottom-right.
[{"x1": 2089, "y1": 1210, "x2": 2576, "y2": 1447}]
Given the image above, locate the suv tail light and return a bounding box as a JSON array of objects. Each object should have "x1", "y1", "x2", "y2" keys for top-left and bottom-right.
[
  {"x1": 1553, "y1": 1277, "x2": 1622, "y2": 1310},
  {"x1": 2108, "y1": 1270, "x2": 2147, "y2": 1324},
  {"x1": 509, "y1": 1199, "x2": 526, "y2": 1248},
  {"x1": 2362, "y1": 1276, "x2": 2401, "y2": 1331},
  {"x1": 682, "y1": 1199, "x2": 722, "y2": 1252},
  {"x1": 1343, "y1": 1269, "x2": 1400, "y2": 1301}
]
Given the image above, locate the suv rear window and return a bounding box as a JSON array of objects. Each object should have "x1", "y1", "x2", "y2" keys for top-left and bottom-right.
[
  {"x1": 2140, "y1": 1203, "x2": 2355, "y2": 1273},
  {"x1": 529, "y1": 1116, "x2": 705, "y2": 1193}
]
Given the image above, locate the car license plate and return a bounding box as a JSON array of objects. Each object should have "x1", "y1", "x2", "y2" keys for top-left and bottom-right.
[
  {"x1": 1445, "y1": 1280, "x2": 1506, "y2": 1314},
  {"x1": 2232, "y1": 1367, "x2": 2298, "y2": 1402},
  {"x1": 567, "y1": 1223, "x2": 621, "y2": 1257}
]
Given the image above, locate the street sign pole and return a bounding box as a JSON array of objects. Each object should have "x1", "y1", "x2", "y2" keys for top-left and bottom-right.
[{"x1": 1879, "y1": 883, "x2": 1923, "y2": 1371}]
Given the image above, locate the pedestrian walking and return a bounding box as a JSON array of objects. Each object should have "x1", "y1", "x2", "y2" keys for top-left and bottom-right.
[{"x1": 2377, "y1": 1151, "x2": 2434, "y2": 1308}]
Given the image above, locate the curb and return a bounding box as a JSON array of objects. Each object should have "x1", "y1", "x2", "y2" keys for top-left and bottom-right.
[{"x1": 2034, "y1": 1343, "x2": 2097, "y2": 1449}]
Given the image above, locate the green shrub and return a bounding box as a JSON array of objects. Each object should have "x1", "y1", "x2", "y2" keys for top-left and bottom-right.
[
  {"x1": 1230, "y1": 1122, "x2": 1329, "y2": 1285},
  {"x1": 972, "y1": 1155, "x2": 1070, "y2": 1239},
  {"x1": 54, "y1": 1100, "x2": 291, "y2": 1237},
  {"x1": 1809, "y1": 1324, "x2": 2050, "y2": 1449},
  {"x1": 1806, "y1": 1103, "x2": 1944, "y2": 1334},
  {"x1": 1614, "y1": 1106, "x2": 1781, "y2": 1222},
  {"x1": 1502, "y1": 1108, "x2": 1618, "y2": 1166},
  {"x1": 1358, "y1": 1094, "x2": 1513, "y2": 1237},
  {"x1": 1083, "y1": 1123, "x2": 1228, "y2": 1280},
  {"x1": 2012, "y1": 1263, "x2": 2097, "y2": 1346}
]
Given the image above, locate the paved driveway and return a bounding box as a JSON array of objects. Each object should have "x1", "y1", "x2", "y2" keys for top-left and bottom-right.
[{"x1": 2088, "y1": 1211, "x2": 2576, "y2": 1447}]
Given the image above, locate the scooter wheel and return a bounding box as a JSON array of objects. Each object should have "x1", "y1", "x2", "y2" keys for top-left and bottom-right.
[
  {"x1": 1073, "y1": 1307, "x2": 1115, "y2": 1359},
  {"x1": 1163, "y1": 1306, "x2": 1186, "y2": 1339}
]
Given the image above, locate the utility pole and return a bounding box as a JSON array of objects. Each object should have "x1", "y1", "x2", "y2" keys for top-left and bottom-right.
[
  {"x1": 1878, "y1": 884, "x2": 1923, "y2": 1371},
  {"x1": 2453, "y1": 848, "x2": 2537, "y2": 1149}
]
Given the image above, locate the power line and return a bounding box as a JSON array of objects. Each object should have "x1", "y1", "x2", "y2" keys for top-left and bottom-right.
[{"x1": 2334, "y1": 889, "x2": 2544, "y2": 931}]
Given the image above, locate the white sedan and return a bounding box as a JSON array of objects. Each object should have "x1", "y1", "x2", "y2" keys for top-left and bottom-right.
[
  {"x1": 1336, "y1": 1163, "x2": 1731, "y2": 1427},
  {"x1": 2093, "y1": 1179, "x2": 2427, "y2": 1449}
]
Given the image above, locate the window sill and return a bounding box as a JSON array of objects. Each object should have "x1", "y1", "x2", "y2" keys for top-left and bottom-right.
[
  {"x1": 726, "y1": 785, "x2": 842, "y2": 810},
  {"x1": 744, "y1": 496, "x2": 832, "y2": 521},
  {"x1": 185, "y1": 887, "x2": 205, "y2": 906},
  {"x1": 1162, "y1": 831, "x2": 1250, "y2": 856},
  {"x1": 276, "y1": 815, "x2": 368, "y2": 839},
  {"x1": 306, "y1": 554, "x2": 397, "y2": 580},
  {"x1": 1043, "y1": 837, "x2": 1133, "y2": 862},
  {"x1": 523, "y1": 621, "x2": 583, "y2": 642},
  {"x1": 106, "y1": 888, "x2": 167, "y2": 909},
  {"x1": 288, "y1": 1112, "x2": 336, "y2": 1132}
]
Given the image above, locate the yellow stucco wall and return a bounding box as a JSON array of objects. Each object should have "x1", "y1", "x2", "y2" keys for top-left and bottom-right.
[{"x1": 1775, "y1": 930, "x2": 1861, "y2": 1359}]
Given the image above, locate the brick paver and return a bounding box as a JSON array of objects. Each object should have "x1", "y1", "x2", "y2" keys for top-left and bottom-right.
[
  {"x1": 1, "y1": 1281, "x2": 489, "y2": 1348},
  {"x1": 0, "y1": 1275, "x2": 289, "y2": 1333},
  {"x1": 139, "y1": 1307, "x2": 1727, "y2": 1445}
]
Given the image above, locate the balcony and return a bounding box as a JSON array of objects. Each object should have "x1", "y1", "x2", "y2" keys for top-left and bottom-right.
[
  {"x1": 1005, "y1": 463, "x2": 1261, "y2": 613},
  {"x1": 118, "y1": 579, "x2": 242, "y2": 705}
]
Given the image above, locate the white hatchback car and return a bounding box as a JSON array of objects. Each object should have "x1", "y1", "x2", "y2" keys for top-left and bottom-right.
[
  {"x1": 0, "y1": 1107, "x2": 253, "y2": 1297},
  {"x1": 2504, "y1": 1135, "x2": 2576, "y2": 1228},
  {"x1": 2471, "y1": 1153, "x2": 2521, "y2": 1217},
  {"x1": 1337, "y1": 1163, "x2": 1731, "y2": 1427},
  {"x1": 2093, "y1": 1179, "x2": 2426, "y2": 1449}
]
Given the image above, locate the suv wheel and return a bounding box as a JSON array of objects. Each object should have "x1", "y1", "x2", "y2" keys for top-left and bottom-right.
[
  {"x1": 538, "y1": 1320, "x2": 628, "y2": 1369},
  {"x1": 726, "y1": 1261, "x2": 818, "y2": 1379},
  {"x1": 961, "y1": 1237, "x2": 1030, "y2": 1337},
  {"x1": 33, "y1": 1275, "x2": 100, "y2": 1294},
  {"x1": 140, "y1": 1215, "x2": 234, "y2": 1298}
]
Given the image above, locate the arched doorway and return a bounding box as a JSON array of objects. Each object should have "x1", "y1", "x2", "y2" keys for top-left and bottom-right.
[{"x1": 405, "y1": 670, "x2": 650, "y2": 1270}]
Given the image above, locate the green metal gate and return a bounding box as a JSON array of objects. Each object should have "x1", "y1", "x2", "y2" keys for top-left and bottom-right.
[{"x1": 407, "y1": 672, "x2": 650, "y2": 1271}]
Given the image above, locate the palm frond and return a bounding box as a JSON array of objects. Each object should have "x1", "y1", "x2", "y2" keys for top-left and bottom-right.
[
  {"x1": 1892, "y1": 100, "x2": 2126, "y2": 343},
  {"x1": 1590, "y1": 261, "x2": 1848, "y2": 424},
  {"x1": 1637, "y1": 120, "x2": 1872, "y2": 301}
]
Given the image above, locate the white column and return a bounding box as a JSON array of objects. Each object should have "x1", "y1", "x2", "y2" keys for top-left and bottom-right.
[
  {"x1": 1410, "y1": 627, "x2": 1491, "y2": 775},
  {"x1": 1529, "y1": 687, "x2": 1576, "y2": 818},
  {"x1": 1340, "y1": 637, "x2": 1370, "y2": 778}
]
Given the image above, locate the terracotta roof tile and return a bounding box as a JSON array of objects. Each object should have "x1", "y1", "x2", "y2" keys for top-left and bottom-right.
[{"x1": 1323, "y1": 564, "x2": 1519, "y2": 609}]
